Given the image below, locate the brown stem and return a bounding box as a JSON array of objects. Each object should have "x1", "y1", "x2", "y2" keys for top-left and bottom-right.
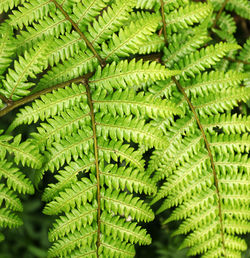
[
  {"x1": 172, "y1": 76, "x2": 226, "y2": 253},
  {"x1": 84, "y1": 80, "x2": 101, "y2": 256},
  {"x1": 160, "y1": 0, "x2": 167, "y2": 45},
  {"x1": 224, "y1": 56, "x2": 250, "y2": 65},
  {"x1": 212, "y1": 0, "x2": 229, "y2": 29},
  {"x1": 0, "y1": 94, "x2": 11, "y2": 104},
  {"x1": 159, "y1": 0, "x2": 226, "y2": 254},
  {"x1": 50, "y1": 0, "x2": 106, "y2": 67},
  {"x1": 0, "y1": 76, "x2": 87, "y2": 118},
  {"x1": 51, "y1": 1, "x2": 104, "y2": 255}
]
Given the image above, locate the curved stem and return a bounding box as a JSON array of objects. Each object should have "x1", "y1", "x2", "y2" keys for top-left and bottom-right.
[
  {"x1": 159, "y1": 0, "x2": 226, "y2": 254},
  {"x1": 160, "y1": 0, "x2": 167, "y2": 45},
  {"x1": 172, "y1": 77, "x2": 226, "y2": 251},
  {"x1": 212, "y1": 0, "x2": 229, "y2": 29},
  {"x1": 51, "y1": 1, "x2": 104, "y2": 255},
  {"x1": 0, "y1": 94, "x2": 11, "y2": 104},
  {"x1": 0, "y1": 76, "x2": 87, "y2": 118},
  {"x1": 50, "y1": 0, "x2": 106, "y2": 67},
  {"x1": 85, "y1": 80, "x2": 101, "y2": 257},
  {"x1": 225, "y1": 56, "x2": 250, "y2": 65}
]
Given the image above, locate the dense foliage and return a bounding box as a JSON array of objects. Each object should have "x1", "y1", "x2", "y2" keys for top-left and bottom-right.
[{"x1": 0, "y1": 0, "x2": 249, "y2": 257}]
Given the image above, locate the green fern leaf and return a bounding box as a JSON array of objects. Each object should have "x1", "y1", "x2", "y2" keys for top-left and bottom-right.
[
  {"x1": 239, "y1": 38, "x2": 250, "y2": 62},
  {"x1": 101, "y1": 211, "x2": 151, "y2": 245},
  {"x1": 89, "y1": 59, "x2": 179, "y2": 92},
  {"x1": 86, "y1": 0, "x2": 136, "y2": 46},
  {"x1": 0, "y1": 208, "x2": 23, "y2": 228},
  {"x1": 42, "y1": 158, "x2": 95, "y2": 202},
  {"x1": 165, "y1": 2, "x2": 212, "y2": 33},
  {"x1": 101, "y1": 12, "x2": 161, "y2": 61},
  {"x1": 35, "y1": 51, "x2": 97, "y2": 91},
  {"x1": 8, "y1": 83, "x2": 88, "y2": 131},
  {"x1": 0, "y1": 184, "x2": 23, "y2": 212},
  {"x1": 0, "y1": 23, "x2": 15, "y2": 76},
  {"x1": 92, "y1": 88, "x2": 179, "y2": 118},
  {"x1": 7, "y1": 0, "x2": 56, "y2": 29},
  {"x1": 211, "y1": 0, "x2": 250, "y2": 20},
  {"x1": 0, "y1": 134, "x2": 43, "y2": 170},
  {"x1": 0, "y1": 39, "x2": 52, "y2": 100},
  {"x1": 0, "y1": 0, "x2": 25, "y2": 13},
  {"x1": 176, "y1": 42, "x2": 240, "y2": 79}
]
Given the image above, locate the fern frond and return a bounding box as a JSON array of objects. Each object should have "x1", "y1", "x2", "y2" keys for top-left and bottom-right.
[
  {"x1": 165, "y1": 2, "x2": 212, "y2": 33},
  {"x1": 100, "y1": 237, "x2": 135, "y2": 257},
  {"x1": 100, "y1": 163, "x2": 156, "y2": 195},
  {"x1": 69, "y1": 236, "x2": 135, "y2": 258},
  {"x1": 213, "y1": 28, "x2": 237, "y2": 45},
  {"x1": 154, "y1": 88, "x2": 249, "y2": 257},
  {"x1": 42, "y1": 158, "x2": 95, "y2": 202},
  {"x1": 136, "y1": 0, "x2": 158, "y2": 9},
  {"x1": 98, "y1": 138, "x2": 145, "y2": 171},
  {"x1": 101, "y1": 212, "x2": 151, "y2": 245},
  {"x1": 71, "y1": 0, "x2": 108, "y2": 27},
  {"x1": 215, "y1": 153, "x2": 249, "y2": 176},
  {"x1": 8, "y1": 84, "x2": 88, "y2": 131},
  {"x1": 0, "y1": 130, "x2": 35, "y2": 239},
  {"x1": 48, "y1": 202, "x2": 97, "y2": 241},
  {"x1": 138, "y1": 34, "x2": 165, "y2": 55},
  {"x1": 151, "y1": 151, "x2": 210, "y2": 204},
  {"x1": 0, "y1": 135, "x2": 43, "y2": 170},
  {"x1": 239, "y1": 39, "x2": 250, "y2": 62},
  {"x1": 90, "y1": 59, "x2": 179, "y2": 92},
  {"x1": 150, "y1": 131, "x2": 203, "y2": 180},
  {"x1": 7, "y1": 0, "x2": 55, "y2": 29},
  {"x1": 44, "y1": 129, "x2": 93, "y2": 172},
  {"x1": 209, "y1": 133, "x2": 250, "y2": 154},
  {"x1": 1, "y1": 0, "x2": 248, "y2": 256},
  {"x1": 163, "y1": 29, "x2": 210, "y2": 68},
  {"x1": 0, "y1": 160, "x2": 34, "y2": 194},
  {"x1": 15, "y1": 11, "x2": 71, "y2": 52},
  {"x1": 176, "y1": 42, "x2": 240, "y2": 79},
  {"x1": 0, "y1": 134, "x2": 34, "y2": 215},
  {"x1": 102, "y1": 189, "x2": 154, "y2": 222},
  {"x1": 0, "y1": 184, "x2": 23, "y2": 212},
  {"x1": 0, "y1": 23, "x2": 15, "y2": 76},
  {"x1": 216, "y1": 12, "x2": 237, "y2": 34},
  {"x1": 44, "y1": 177, "x2": 96, "y2": 215},
  {"x1": 87, "y1": 0, "x2": 136, "y2": 46},
  {"x1": 163, "y1": 0, "x2": 189, "y2": 13},
  {"x1": 36, "y1": 51, "x2": 97, "y2": 90},
  {"x1": 102, "y1": 12, "x2": 161, "y2": 61},
  {"x1": 225, "y1": 0, "x2": 250, "y2": 20},
  {"x1": 48, "y1": 223, "x2": 97, "y2": 258},
  {"x1": 0, "y1": 208, "x2": 23, "y2": 228},
  {"x1": 31, "y1": 105, "x2": 91, "y2": 147},
  {"x1": 0, "y1": 40, "x2": 51, "y2": 100},
  {"x1": 181, "y1": 70, "x2": 247, "y2": 98},
  {"x1": 46, "y1": 32, "x2": 87, "y2": 67},
  {"x1": 202, "y1": 114, "x2": 250, "y2": 135},
  {"x1": 193, "y1": 87, "x2": 250, "y2": 117},
  {"x1": 0, "y1": 0, "x2": 25, "y2": 13},
  {"x1": 92, "y1": 88, "x2": 179, "y2": 119},
  {"x1": 96, "y1": 114, "x2": 167, "y2": 149}
]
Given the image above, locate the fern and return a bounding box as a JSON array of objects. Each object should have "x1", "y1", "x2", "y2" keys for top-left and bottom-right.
[
  {"x1": 0, "y1": 132, "x2": 35, "y2": 234},
  {"x1": 0, "y1": 0, "x2": 249, "y2": 257},
  {"x1": 150, "y1": 0, "x2": 250, "y2": 257},
  {"x1": 211, "y1": 0, "x2": 250, "y2": 20}
]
